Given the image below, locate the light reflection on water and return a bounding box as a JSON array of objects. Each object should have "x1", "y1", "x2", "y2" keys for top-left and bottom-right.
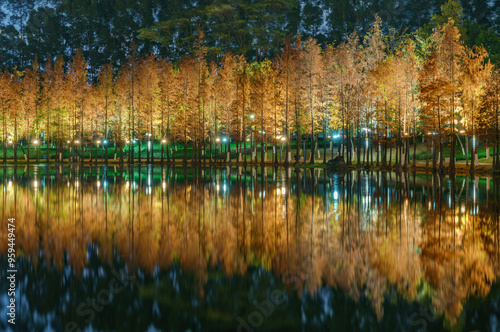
[{"x1": 0, "y1": 165, "x2": 499, "y2": 332}]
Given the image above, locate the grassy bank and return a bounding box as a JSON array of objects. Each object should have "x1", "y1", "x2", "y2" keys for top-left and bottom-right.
[{"x1": 1, "y1": 142, "x2": 498, "y2": 176}]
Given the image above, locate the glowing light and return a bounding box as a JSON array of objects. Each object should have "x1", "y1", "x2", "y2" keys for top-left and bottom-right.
[
  {"x1": 246, "y1": 138, "x2": 250, "y2": 142},
  {"x1": 8, "y1": 181, "x2": 12, "y2": 189},
  {"x1": 216, "y1": 138, "x2": 221, "y2": 142},
  {"x1": 333, "y1": 135, "x2": 340, "y2": 139},
  {"x1": 126, "y1": 140, "x2": 130, "y2": 144},
  {"x1": 75, "y1": 181, "x2": 79, "y2": 187},
  {"x1": 222, "y1": 138, "x2": 227, "y2": 143},
  {"x1": 97, "y1": 180, "x2": 101, "y2": 188},
  {"x1": 162, "y1": 139, "x2": 167, "y2": 143},
  {"x1": 148, "y1": 141, "x2": 151, "y2": 148},
  {"x1": 75, "y1": 140, "x2": 80, "y2": 144},
  {"x1": 103, "y1": 140, "x2": 108, "y2": 144},
  {"x1": 8, "y1": 140, "x2": 12, "y2": 144},
  {"x1": 280, "y1": 136, "x2": 286, "y2": 141},
  {"x1": 97, "y1": 140, "x2": 101, "y2": 144},
  {"x1": 216, "y1": 184, "x2": 220, "y2": 191},
  {"x1": 277, "y1": 188, "x2": 281, "y2": 195},
  {"x1": 362, "y1": 128, "x2": 370, "y2": 132},
  {"x1": 126, "y1": 181, "x2": 129, "y2": 188},
  {"x1": 249, "y1": 114, "x2": 255, "y2": 119},
  {"x1": 459, "y1": 130, "x2": 465, "y2": 133},
  {"x1": 66, "y1": 140, "x2": 70, "y2": 144},
  {"x1": 162, "y1": 181, "x2": 166, "y2": 189},
  {"x1": 333, "y1": 191, "x2": 338, "y2": 200},
  {"x1": 34, "y1": 180, "x2": 38, "y2": 188},
  {"x1": 34, "y1": 140, "x2": 39, "y2": 144}
]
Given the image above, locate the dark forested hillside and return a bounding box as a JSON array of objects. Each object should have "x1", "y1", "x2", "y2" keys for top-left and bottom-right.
[{"x1": 1, "y1": 0, "x2": 500, "y2": 72}]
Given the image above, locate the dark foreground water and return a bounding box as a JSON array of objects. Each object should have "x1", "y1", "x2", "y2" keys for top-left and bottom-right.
[{"x1": 0, "y1": 166, "x2": 499, "y2": 332}]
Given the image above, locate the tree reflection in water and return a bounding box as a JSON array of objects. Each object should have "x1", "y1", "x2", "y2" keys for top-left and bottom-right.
[{"x1": 0, "y1": 166, "x2": 499, "y2": 331}]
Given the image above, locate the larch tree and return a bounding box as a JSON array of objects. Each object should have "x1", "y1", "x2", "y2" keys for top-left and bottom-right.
[
  {"x1": 478, "y1": 70, "x2": 500, "y2": 170},
  {"x1": 41, "y1": 56, "x2": 54, "y2": 162},
  {"x1": 21, "y1": 62, "x2": 40, "y2": 162},
  {"x1": 67, "y1": 50, "x2": 88, "y2": 163},
  {"x1": 117, "y1": 50, "x2": 140, "y2": 164},
  {"x1": 250, "y1": 59, "x2": 275, "y2": 166},
  {"x1": 419, "y1": 47, "x2": 450, "y2": 172},
  {"x1": 0, "y1": 70, "x2": 13, "y2": 163},
  {"x1": 438, "y1": 18, "x2": 465, "y2": 172},
  {"x1": 217, "y1": 53, "x2": 237, "y2": 162},
  {"x1": 461, "y1": 45, "x2": 492, "y2": 173},
  {"x1": 192, "y1": 35, "x2": 208, "y2": 164},
  {"x1": 174, "y1": 56, "x2": 197, "y2": 164},
  {"x1": 234, "y1": 55, "x2": 250, "y2": 163},
  {"x1": 392, "y1": 50, "x2": 408, "y2": 170},
  {"x1": 333, "y1": 32, "x2": 362, "y2": 165},
  {"x1": 9, "y1": 70, "x2": 22, "y2": 163},
  {"x1": 138, "y1": 53, "x2": 160, "y2": 164},
  {"x1": 364, "y1": 16, "x2": 386, "y2": 167},
  {"x1": 52, "y1": 55, "x2": 67, "y2": 162},
  {"x1": 205, "y1": 63, "x2": 218, "y2": 162},
  {"x1": 158, "y1": 57, "x2": 175, "y2": 163},
  {"x1": 290, "y1": 35, "x2": 306, "y2": 163},
  {"x1": 269, "y1": 59, "x2": 283, "y2": 165},
  {"x1": 303, "y1": 37, "x2": 322, "y2": 164},
  {"x1": 317, "y1": 44, "x2": 334, "y2": 165},
  {"x1": 477, "y1": 70, "x2": 500, "y2": 169},
  {"x1": 399, "y1": 40, "x2": 421, "y2": 169},
  {"x1": 275, "y1": 37, "x2": 293, "y2": 164},
  {"x1": 87, "y1": 85, "x2": 100, "y2": 163},
  {"x1": 95, "y1": 63, "x2": 115, "y2": 163},
  {"x1": 135, "y1": 56, "x2": 148, "y2": 164},
  {"x1": 371, "y1": 56, "x2": 398, "y2": 169}
]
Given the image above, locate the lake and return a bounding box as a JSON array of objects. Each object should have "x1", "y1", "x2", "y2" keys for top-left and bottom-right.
[{"x1": 0, "y1": 166, "x2": 499, "y2": 332}]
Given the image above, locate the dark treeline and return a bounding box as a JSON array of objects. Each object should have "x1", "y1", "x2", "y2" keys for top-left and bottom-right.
[{"x1": 1, "y1": 0, "x2": 500, "y2": 73}]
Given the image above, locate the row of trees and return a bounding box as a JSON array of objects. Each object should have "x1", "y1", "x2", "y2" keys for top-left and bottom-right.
[
  {"x1": 0, "y1": 14, "x2": 499, "y2": 173},
  {"x1": 2, "y1": 0, "x2": 500, "y2": 72}
]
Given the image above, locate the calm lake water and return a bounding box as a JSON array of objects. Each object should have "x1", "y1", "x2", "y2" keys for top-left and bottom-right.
[{"x1": 0, "y1": 166, "x2": 499, "y2": 332}]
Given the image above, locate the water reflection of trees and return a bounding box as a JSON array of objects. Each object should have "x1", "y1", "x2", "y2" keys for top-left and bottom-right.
[{"x1": 1, "y1": 166, "x2": 499, "y2": 328}]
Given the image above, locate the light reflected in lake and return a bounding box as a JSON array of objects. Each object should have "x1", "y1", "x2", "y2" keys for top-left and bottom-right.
[{"x1": 0, "y1": 166, "x2": 499, "y2": 332}]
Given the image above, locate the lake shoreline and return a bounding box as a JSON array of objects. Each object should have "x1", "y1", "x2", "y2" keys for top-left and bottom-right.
[{"x1": 1, "y1": 159, "x2": 498, "y2": 177}]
